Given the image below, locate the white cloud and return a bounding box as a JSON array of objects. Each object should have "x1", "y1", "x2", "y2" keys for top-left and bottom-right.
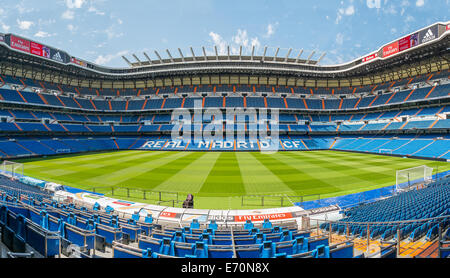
[
  {"x1": 345, "y1": 5, "x2": 355, "y2": 15},
  {"x1": 67, "y1": 24, "x2": 77, "y2": 32},
  {"x1": 209, "y1": 31, "x2": 227, "y2": 54},
  {"x1": 336, "y1": 33, "x2": 344, "y2": 45},
  {"x1": 34, "y1": 31, "x2": 52, "y2": 38},
  {"x1": 66, "y1": 0, "x2": 86, "y2": 9},
  {"x1": 15, "y1": 1, "x2": 35, "y2": 14},
  {"x1": 95, "y1": 50, "x2": 129, "y2": 65},
  {"x1": 62, "y1": 10, "x2": 74, "y2": 20},
  {"x1": 384, "y1": 4, "x2": 398, "y2": 15},
  {"x1": 0, "y1": 22, "x2": 10, "y2": 32},
  {"x1": 17, "y1": 19, "x2": 34, "y2": 30},
  {"x1": 366, "y1": 0, "x2": 381, "y2": 9},
  {"x1": 416, "y1": 0, "x2": 425, "y2": 7},
  {"x1": 264, "y1": 23, "x2": 278, "y2": 38},
  {"x1": 209, "y1": 29, "x2": 261, "y2": 55},
  {"x1": 336, "y1": 4, "x2": 355, "y2": 24},
  {"x1": 232, "y1": 29, "x2": 249, "y2": 47},
  {"x1": 405, "y1": 15, "x2": 415, "y2": 22},
  {"x1": 105, "y1": 25, "x2": 123, "y2": 40},
  {"x1": 88, "y1": 6, "x2": 105, "y2": 16}
]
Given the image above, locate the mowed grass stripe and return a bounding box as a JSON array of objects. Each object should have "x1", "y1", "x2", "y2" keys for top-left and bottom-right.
[
  {"x1": 289, "y1": 151, "x2": 430, "y2": 173},
  {"x1": 251, "y1": 152, "x2": 341, "y2": 196},
  {"x1": 85, "y1": 151, "x2": 192, "y2": 186},
  {"x1": 280, "y1": 152, "x2": 392, "y2": 192},
  {"x1": 276, "y1": 153, "x2": 380, "y2": 188},
  {"x1": 35, "y1": 151, "x2": 173, "y2": 187},
  {"x1": 23, "y1": 151, "x2": 159, "y2": 174},
  {"x1": 19, "y1": 150, "x2": 450, "y2": 209},
  {"x1": 293, "y1": 151, "x2": 450, "y2": 176},
  {"x1": 22, "y1": 151, "x2": 166, "y2": 183},
  {"x1": 116, "y1": 152, "x2": 207, "y2": 191},
  {"x1": 152, "y1": 152, "x2": 221, "y2": 193},
  {"x1": 22, "y1": 151, "x2": 141, "y2": 169},
  {"x1": 236, "y1": 152, "x2": 296, "y2": 195},
  {"x1": 286, "y1": 151, "x2": 394, "y2": 179},
  {"x1": 199, "y1": 152, "x2": 246, "y2": 196}
]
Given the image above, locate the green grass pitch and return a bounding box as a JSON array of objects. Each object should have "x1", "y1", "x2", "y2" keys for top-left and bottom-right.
[{"x1": 17, "y1": 150, "x2": 450, "y2": 210}]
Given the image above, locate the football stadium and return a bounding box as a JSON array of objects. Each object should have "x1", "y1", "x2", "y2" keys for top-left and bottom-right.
[{"x1": 0, "y1": 9, "x2": 449, "y2": 261}]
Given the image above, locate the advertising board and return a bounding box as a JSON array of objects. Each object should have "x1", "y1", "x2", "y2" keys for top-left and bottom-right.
[
  {"x1": 10, "y1": 35, "x2": 30, "y2": 52},
  {"x1": 382, "y1": 41, "x2": 399, "y2": 58},
  {"x1": 419, "y1": 25, "x2": 438, "y2": 44},
  {"x1": 362, "y1": 52, "x2": 378, "y2": 63}
]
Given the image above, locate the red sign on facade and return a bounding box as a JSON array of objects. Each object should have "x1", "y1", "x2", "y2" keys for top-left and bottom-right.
[
  {"x1": 10, "y1": 35, "x2": 31, "y2": 53},
  {"x1": 362, "y1": 53, "x2": 378, "y2": 63},
  {"x1": 30, "y1": 41, "x2": 43, "y2": 56},
  {"x1": 382, "y1": 41, "x2": 399, "y2": 58}
]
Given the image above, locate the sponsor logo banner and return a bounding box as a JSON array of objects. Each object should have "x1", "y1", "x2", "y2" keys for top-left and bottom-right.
[
  {"x1": 112, "y1": 200, "x2": 135, "y2": 206},
  {"x1": 207, "y1": 215, "x2": 234, "y2": 222},
  {"x1": 10, "y1": 35, "x2": 31, "y2": 52},
  {"x1": 51, "y1": 49, "x2": 64, "y2": 63},
  {"x1": 398, "y1": 33, "x2": 418, "y2": 52},
  {"x1": 382, "y1": 41, "x2": 399, "y2": 58},
  {"x1": 83, "y1": 193, "x2": 103, "y2": 200},
  {"x1": 30, "y1": 41, "x2": 43, "y2": 56},
  {"x1": 159, "y1": 211, "x2": 179, "y2": 218},
  {"x1": 234, "y1": 212, "x2": 293, "y2": 222},
  {"x1": 362, "y1": 53, "x2": 378, "y2": 63},
  {"x1": 419, "y1": 25, "x2": 438, "y2": 44},
  {"x1": 71, "y1": 57, "x2": 87, "y2": 67},
  {"x1": 42, "y1": 46, "x2": 50, "y2": 58}
]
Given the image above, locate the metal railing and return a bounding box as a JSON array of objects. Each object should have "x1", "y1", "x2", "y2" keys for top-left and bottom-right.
[
  {"x1": 241, "y1": 194, "x2": 321, "y2": 207},
  {"x1": 89, "y1": 187, "x2": 179, "y2": 203}
]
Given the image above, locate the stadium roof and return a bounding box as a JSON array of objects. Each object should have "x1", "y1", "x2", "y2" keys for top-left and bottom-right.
[{"x1": 0, "y1": 22, "x2": 449, "y2": 89}]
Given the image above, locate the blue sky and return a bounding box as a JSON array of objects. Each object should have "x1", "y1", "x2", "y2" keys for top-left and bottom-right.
[{"x1": 1, "y1": 0, "x2": 448, "y2": 67}]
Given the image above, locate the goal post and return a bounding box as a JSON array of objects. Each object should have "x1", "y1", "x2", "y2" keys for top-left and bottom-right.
[
  {"x1": 1, "y1": 161, "x2": 24, "y2": 179},
  {"x1": 396, "y1": 165, "x2": 433, "y2": 192}
]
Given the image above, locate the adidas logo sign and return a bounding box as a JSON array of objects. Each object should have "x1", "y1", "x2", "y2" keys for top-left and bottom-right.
[
  {"x1": 52, "y1": 51, "x2": 63, "y2": 62},
  {"x1": 421, "y1": 29, "x2": 435, "y2": 43}
]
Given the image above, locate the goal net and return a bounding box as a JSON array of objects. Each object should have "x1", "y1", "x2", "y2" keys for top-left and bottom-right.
[
  {"x1": 396, "y1": 165, "x2": 433, "y2": 192},
  {"x1": 1, "y1": 161, "x2": 24, "y2": 179}
]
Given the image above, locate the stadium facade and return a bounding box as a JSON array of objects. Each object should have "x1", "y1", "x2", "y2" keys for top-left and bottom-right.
[{"x1": 0, "y1": 22, "x2": 449, "y2": 259}]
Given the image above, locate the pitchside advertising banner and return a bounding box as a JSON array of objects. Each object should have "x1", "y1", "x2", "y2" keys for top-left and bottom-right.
[{"x1": 7, "y1": 34, "x2": 70, "y2": 64}]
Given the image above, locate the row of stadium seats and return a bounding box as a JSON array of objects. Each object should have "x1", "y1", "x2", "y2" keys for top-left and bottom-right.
[
  {"x1": 1, "y1": 118, "x2": 448, "y2": 134},
  {"x1": 0, "y1": 135, "x2": 448, "y2": 159},
  {"x1": 1, "y1": 106, "x2": 448, "y2": 124},
  {"x1": 3, "y1": 171, "x2": 449, "y2": 258},
  {"x1": 0, "y1": 178, "x2": 353, "y2": 258},
  {"x1": 2, "y1": 70, "x2": 447, "y2": 97},
  {"x1": 0, "y1": 82, "x2": 448, "y2": 111},
  {"x1": 321, "y1": 177, "x2": 450, "y2": 242}
]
